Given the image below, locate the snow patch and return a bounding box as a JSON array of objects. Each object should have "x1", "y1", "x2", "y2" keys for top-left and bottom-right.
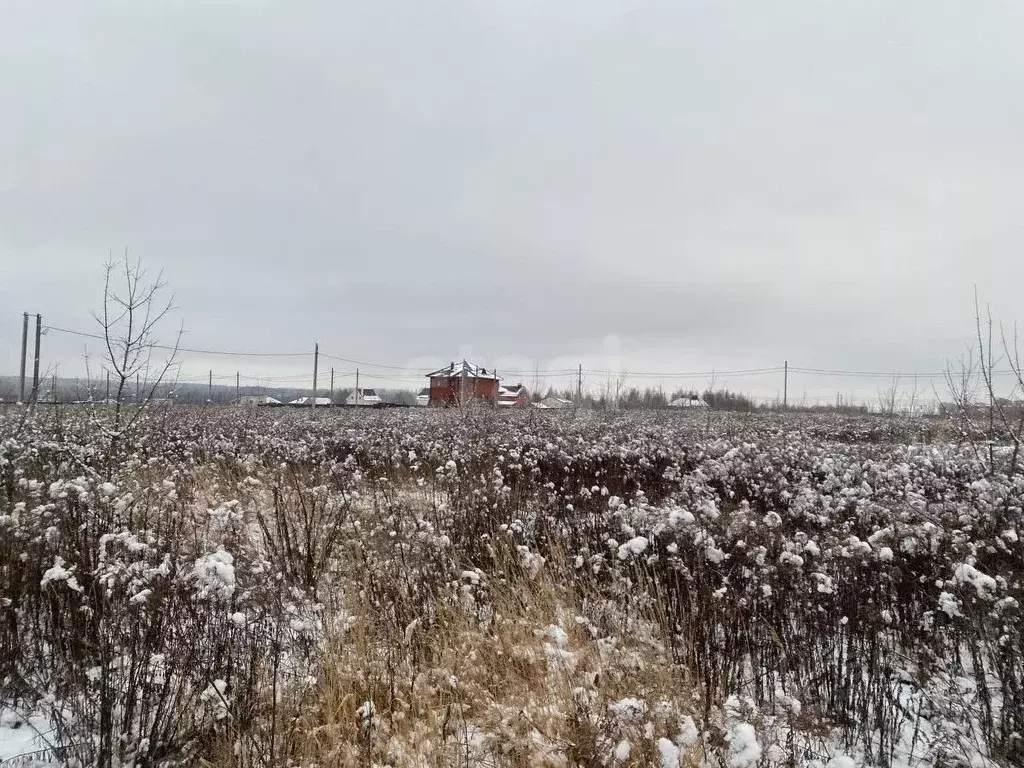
[
  {"x1": 40, "y1": 557, "x2": 83, "y2": 593},
  {"x1": 725, "y1": 722, "x2": 760, "y2": 767},
  {"x1": 657, "y1": 736, "x2": 681, "y2": 767},
  {"x1": 954, "y1": 563, "x2": 998, "y2": 600},
  {"x1": 193, "y1": 549, "x2": 236, "y2": 602},
  {"x1": 613, "y1": 739, "x2": 631, "y2": 762},
  {"x1": 617, "y1": 536, "x2": 649, "y2": 560},
  {"x1": 939, "y1": 591, "x2": 962, "y2": 618}
]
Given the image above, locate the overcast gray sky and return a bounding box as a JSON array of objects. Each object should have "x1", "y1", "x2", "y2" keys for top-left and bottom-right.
[{"x1": 2, "y1": 0, "x2": 1023, "y2": 402}]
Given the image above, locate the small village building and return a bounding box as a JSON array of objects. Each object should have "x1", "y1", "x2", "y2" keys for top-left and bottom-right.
[
  {"x1": 415, "y1": 388, "x2": 430, "y2": 407},
  {"x1": 498, "y1": 383, "x2": 529, "y2": 407},
  {"x1": 345, "y1": 388, "x2": 382, "y2": 407},
  {"x1": 668, "y1": 394, "x2": 709, "y2": 408},
  {"x1": 239, "y1": 395, "x2": 281, "y2": 407},
  {"x1": 288, "y1": 396, "x2": 333, "y2": 407},
  {"x1": 534, "y1": 395, "x2": 574, "y2": 410},
  {"x1": 426, "y1": 361, "x2": 500, "y2": 406}
]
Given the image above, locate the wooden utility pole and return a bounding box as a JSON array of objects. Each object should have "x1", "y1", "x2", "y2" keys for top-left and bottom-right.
[
  {"x1": 329, "y1": 367, "x2": 334, "y2": 403},
  {"x1": 106, "y1": 371, "x2": 110, "y2": 403},
  {"x1": 312, "y1": 343, "x2": 319, "y2": 411},
  {"x1": 236, "y1": 372, "x2": 240, "y2": 405},
  {"x1": 52, "y1": 374, "x2": 57, "y2": 405},
  {"x1": 31, "y1": 314, "x2": 41, "y2": 403},
  {"x1": 19, "y1": 312, "x2": 28, "y2": 404},
  {"x1": 577, "y1": 364, "x2": 582, "y2": 401},
  {"x1": 355, "y1": 368, "x2": 360, "y2": 406},
  {"x1": 783, "y1": 360, "x2": 788, "y2": 409},
  {"x1": 208, "y1": 370, "x2": 213, "y2": 404},
  {"x1": 135, "y1": 373, "x2": 140, "y2": 402}
]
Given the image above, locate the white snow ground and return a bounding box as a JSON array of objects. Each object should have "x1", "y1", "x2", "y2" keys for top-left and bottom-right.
[{"x1": 0, "y1": 707, "x2": 54, "y2": 766}]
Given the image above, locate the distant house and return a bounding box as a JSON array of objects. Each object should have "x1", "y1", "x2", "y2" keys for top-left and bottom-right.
[
  {"x1": 669, "y1": 395, "x2": 709, "y2": 408},
  {"x1": 498, "y1": 383, "x2": 529, "y2": 407},
  {"x1": 426, "y1": 361, "x2": 500, "y2": 406},
  {"x1": 288, "y1": 396, "x2": 332, "y2": 407},
  {"x1": 415, "y1": 388, "x2": 430, "y2": 407},
  {"x1": 239, "y1": 395, "x2": 281, "y2": 407},
  {"x1": 345, "y1": 388, "x2": 382, "y2": 407},
  {"x1": 535, "y1": 395, "x2": 574, "y2": 410}
]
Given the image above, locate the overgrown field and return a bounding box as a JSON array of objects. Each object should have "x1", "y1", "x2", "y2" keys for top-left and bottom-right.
[{"x1": 1, "y1": 407, "x2": 1021, "y2": 767}]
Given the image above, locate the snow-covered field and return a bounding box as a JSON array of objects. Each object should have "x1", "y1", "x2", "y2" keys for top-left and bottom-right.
[
  {"x1": 0, "y1": 407, "x2": 1020, "y2": 766},
  {"x1": 0, "y1": 707, "x2": 54, "y2": 765}
]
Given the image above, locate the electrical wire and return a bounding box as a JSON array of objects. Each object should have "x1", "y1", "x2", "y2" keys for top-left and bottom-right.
[
  {"x1": 44, "y1": 325, "x2": 311, "y2": 358},
  {"x1": 37, "y1": 322, "x2": 1024, "y2": 383},
  {"x1": 582, "y1": 366, "x2": 783, "y2": 378}
]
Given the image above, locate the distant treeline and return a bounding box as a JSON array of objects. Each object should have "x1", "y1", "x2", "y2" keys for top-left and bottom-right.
[
  {"x1": 0, "y1": 378, "x2": 416, "y2": 407},
  {"x1": 536, "y1": 386, "x2": 875, "y2": 414},
  {"x1": 0, "y1": 377, "x2": 923, "y2": 415}
]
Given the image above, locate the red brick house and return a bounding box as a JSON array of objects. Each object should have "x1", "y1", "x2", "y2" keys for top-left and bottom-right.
[{"x1": 426, "y1": 361, "x2": 500, "y2": 406}]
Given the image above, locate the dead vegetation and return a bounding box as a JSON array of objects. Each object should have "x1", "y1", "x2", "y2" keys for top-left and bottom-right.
[{"x1": 2, "y1": 406, "x2": 1021, "y2": 767}]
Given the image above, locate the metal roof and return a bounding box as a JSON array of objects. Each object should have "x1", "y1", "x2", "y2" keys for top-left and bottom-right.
[{"x1": 426, "y1": 360, "x2": 501, "y2": 380}]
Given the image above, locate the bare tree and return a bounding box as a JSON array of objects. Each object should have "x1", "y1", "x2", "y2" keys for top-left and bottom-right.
[
  {"x1": 704, "y1": 369, "x2": 718, "y2": 431},
  {"x1": 614, "y1": 370, "x2": 629, "y2": 411},
  {"x1": 600, "y1": 375, "x2": 614, "y2": 410},
  {"x1": 942, "y1": 294, "x2": 1023, "y2": 476},
  {"x1": 877, "y1": 373, "x2": 900, "y2": 418},
  {"x1": 907, "y1": 373, "x2": 921, "y2": 419},
  {"x1": 999, "y1": 321, "x2": 1024, "y2": 475},
  {"x1": 91, "y1": 252, "x2": 182, "y2": 437}
]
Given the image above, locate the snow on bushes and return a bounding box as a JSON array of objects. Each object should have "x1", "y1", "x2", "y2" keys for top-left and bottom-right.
[
  {"x1": 1, "y1": 406, "x2": 1022, "y2": 767},
  {"x1": 192, "y1": 548, "x2": 236, "y2": 602}
]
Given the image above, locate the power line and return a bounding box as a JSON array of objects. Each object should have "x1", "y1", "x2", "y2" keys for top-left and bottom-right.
[
  {"x1": 790, "y1": 366, "x2": 940, "y2": 378},
  {"x1": 35, "y1": 322, "x2": 1024, "y2": 383},
  {"x1": 790, "y1": 366, "x2": 1021, "y2": 378},
  {"x1": 319, "y1": 352, "x2": 421, "y2": 371},
  {"x1": 582, "y1": 366, "x2": 783, "y2": 378},
  {"x1": 43, "y1": 325, "x2": 311, "y2": 358},
  {"x1": 318, "y1": 352, "x2": 579, "y2": 377}
]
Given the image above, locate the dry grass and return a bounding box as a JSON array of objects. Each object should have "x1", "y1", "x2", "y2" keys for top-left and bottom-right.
[
  {"x1": 8, "y1": 407, "x2": 1018, "y2": 767},
  {"x1": 208, "y1": 550, "x2": 704, "y2": 767}
]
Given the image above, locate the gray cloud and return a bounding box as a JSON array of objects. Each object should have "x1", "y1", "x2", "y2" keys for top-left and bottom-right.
[{"x1": 2, "y1": 0, "x2": 1023, "y2": 402}]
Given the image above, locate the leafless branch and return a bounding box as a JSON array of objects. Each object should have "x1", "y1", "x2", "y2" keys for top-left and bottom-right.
[{"x1": 89, "y1": 251, "x2": 180, "y2": 442}]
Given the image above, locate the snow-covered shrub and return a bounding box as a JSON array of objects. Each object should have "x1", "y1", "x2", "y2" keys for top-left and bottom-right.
[{"x1": 2, "y1": 406, "x2": 1022, "y2": 767}]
